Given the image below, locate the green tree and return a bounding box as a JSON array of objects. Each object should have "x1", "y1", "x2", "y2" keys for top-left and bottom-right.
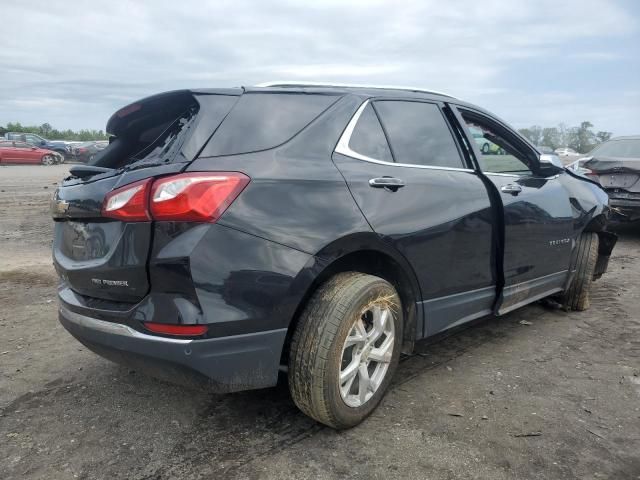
[
  {"x1": 518, "y1": 125, "x2": 543, "y2": 145},
  {"x1": 541, "y1": 127, "x2": 560, "y2": 149},
  {"x1": 0, "y1": 122, "x2": 108, "y2": 141},
  {"x1": 570, "y1": 121, "x2": 598, "y2": 153},
  {"x1": 596, "y1": 131, "x2": 612, "y2": 143},
  {"x1": 40, "y1": 123, "x2": 52, "y2": 137}
]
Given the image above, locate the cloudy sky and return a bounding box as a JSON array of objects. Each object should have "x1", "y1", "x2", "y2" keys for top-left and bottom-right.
[{"x1": 1, "y1": 0, "x2": 639, "y2": 135}]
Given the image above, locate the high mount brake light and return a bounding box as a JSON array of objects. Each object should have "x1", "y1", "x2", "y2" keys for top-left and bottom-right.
[{"x1": 101, "y1": 172, "x2": 250, "y2": 223}]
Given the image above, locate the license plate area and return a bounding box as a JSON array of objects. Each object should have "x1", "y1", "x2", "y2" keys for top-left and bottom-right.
[{"x1": 598, "y1": 174, "x2": 639, "y2": 189}]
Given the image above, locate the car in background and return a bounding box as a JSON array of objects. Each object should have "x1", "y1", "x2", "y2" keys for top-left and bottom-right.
[
  {"x1": 73, "y1": 140, "x2": 108, "y2": 163},
  {"x1": 4, "y1": 132, "x2": 71, "y2": 160},
  {"x1": 471, "y1": 128, "x2": 505, "y2": 154},
  {"x1": 568, "y1": 136, "x2": 640, "y2": 222},
  {"x1": 555, "y1": 147, "x2": 582, "y2": 164},
  {"x1": 0, "y1": 140, "x2": 59, "y2": 165}
]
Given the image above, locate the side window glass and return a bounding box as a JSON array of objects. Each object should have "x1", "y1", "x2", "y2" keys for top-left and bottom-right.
[
  {"x1": 348, "y1": 103, "x2": 393, "y2": 162},
  {"x1": 461, "y1": 113, "x2": 532, "y2": 175},
  {"x1": 373, "y1": 100, "x2": 464, "y2": 168}
]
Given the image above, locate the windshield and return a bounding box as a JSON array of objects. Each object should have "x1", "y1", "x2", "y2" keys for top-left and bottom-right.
[{"x1": 590, "y1": 139, "x2": 640, "y2": 158}]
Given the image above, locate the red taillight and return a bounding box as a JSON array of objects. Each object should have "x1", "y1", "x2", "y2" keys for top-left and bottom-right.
[
  {"x1": 102, "y1": 178, "x2": 152, "y2": 221},
  {"x1": 582, "y1": 169, "x2": 600, "y2": 182},
  {"x1": 150, "y1": 172, "x2": 250, "y2": 222},
  {"x1": 101, "y1": 172, "x2": 249, "y2": 223},
  {"x1": 143, "y1": 322, "x2": 208, "y2": 337}
]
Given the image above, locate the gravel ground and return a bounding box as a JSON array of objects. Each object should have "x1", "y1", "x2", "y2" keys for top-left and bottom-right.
[{"x1": 1, "y1": 164, "x2": 639, "y2": 479}]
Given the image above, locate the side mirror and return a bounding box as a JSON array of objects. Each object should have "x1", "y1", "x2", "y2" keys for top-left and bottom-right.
[
  {"x1": 540, "y1": 153, "x2": 563, "y2": 168},
  {"x1": 538, "y1": 154, "x2": 564, "y2": 176}
]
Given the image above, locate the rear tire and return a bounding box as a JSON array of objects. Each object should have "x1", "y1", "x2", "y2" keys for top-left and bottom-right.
[
  {"x1": 288, "y1": 272, "x2": 402, "y2": 429},
  {"x1": 561, "y1": 232, "x2": 599, "y2": 311}
]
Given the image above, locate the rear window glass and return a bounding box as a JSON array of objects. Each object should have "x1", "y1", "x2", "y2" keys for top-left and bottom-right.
[
  {"x1": 374, "y1": 100, "x2": 463, "y2": 168},
  {"x1": 349, "y1": 103, "x2": 393, "y2": 162},
  {"x1": 201, "y1": 93, "x2": 339, "y2": 157},
  {"x1": 590, "y1": 139, "x2": 640, "y2": 158}
]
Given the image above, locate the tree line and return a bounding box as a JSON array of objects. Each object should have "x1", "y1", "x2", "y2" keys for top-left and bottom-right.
[
  {"x1": 0, "y1": 122, "x2": 108, "y2": 141},
  {"x1": 518, "y1": 121, "x2": 612, "y2": 154}
]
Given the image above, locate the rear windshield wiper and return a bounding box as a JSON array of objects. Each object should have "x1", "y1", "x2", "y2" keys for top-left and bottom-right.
[{"x1": 68, "y1": 165, "x2": 114, "y2": 179}]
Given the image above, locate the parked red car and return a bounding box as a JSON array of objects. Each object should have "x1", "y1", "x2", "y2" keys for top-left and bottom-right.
[{"x1": 0, "y1": 140, "x2": 59, "y2": 165}]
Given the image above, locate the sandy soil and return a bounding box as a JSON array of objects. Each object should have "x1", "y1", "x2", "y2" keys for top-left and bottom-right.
[{"x1": 0, "y1": 164, "x2": 638, "y2": 479}]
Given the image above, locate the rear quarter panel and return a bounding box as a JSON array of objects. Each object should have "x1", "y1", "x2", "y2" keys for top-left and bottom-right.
[{"x1": 187, "y1": 94, "x2": 371, "y2": 255}]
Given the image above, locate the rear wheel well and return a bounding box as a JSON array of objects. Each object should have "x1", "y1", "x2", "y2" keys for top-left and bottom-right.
[{"x1": 282, "y1": 250, "x2": 419, "y2": 365}]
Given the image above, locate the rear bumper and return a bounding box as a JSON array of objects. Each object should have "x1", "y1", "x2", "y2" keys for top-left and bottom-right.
[
  {"x1": 608, "y1": 195, "x2": 640, "y2": 221},
  {"x1": 59, "y1": 305, "x2": 287, "y2": 392}
]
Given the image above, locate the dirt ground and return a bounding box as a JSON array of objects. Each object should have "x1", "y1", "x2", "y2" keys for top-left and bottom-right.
[{"x1": 1, "y1": 164, "x2": 639, "y2": 480}]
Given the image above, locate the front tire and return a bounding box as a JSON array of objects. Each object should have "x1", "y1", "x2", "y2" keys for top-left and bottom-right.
[
  {"x1": 288, "y1": 272, "x2": 402, "y2": 429},
  {"x1": 41, "y1": 154, "x2": 55, "y2": 166},
  {"x1": 561, "y1": 232, "x2": 599, "y2": 311}
]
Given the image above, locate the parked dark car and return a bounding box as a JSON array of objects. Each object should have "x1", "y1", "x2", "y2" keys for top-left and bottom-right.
[
  {"x1": 4, "y1": 132, "x2": 71, "y2": 160},
  {"x1": 568, "y1": 136, "x2": 640, "y2": 222},
  {"x1": 0, "y1": 140, "x2": 59, "y2": 165},
  {"x1": 52, "y1": 84, "x2": 617, "y2": 429},
  {"x1": 73, "y1": 140, "x2": 109, "y2": 163}
]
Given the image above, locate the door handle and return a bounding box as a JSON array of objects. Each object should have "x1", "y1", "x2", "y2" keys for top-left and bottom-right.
[
  {"x1": 500, "y1": 184, "x2": 522, "y2": 195},
  {"x1": 369, "y1": 177, "x2": 405, "y2": 191}
]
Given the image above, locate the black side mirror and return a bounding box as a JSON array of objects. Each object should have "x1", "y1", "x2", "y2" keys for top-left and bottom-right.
[{"x1": 537, "y1": 154, "x2": 564, "y2": 176}]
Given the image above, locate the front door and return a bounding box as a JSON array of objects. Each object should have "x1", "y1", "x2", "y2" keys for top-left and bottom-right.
[
  {"x1": 14, "y1": 142, "x2": 40, "y2": 163},
  {"x1": 454, "y1": 107, "x2": 574, "y2": 313},
  {"x1": 333, "y1": 99, "x2": 497, "y2": 336}
]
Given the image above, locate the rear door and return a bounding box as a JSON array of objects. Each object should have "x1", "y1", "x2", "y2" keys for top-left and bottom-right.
[
  {"x1": 453, "y1": 107, "x2": 575, "y2": 313},
  {"x1": 333, "y1": 98, "x2": 497, "y2": 337}
]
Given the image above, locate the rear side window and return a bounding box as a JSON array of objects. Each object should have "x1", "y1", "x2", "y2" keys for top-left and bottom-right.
[
  {"x1": 348, "y1": 103, "x2": 393, "y2": 162},
  {"x1": 374, "y1": 101, "x2": 464, "y2": 168},
  {"x1": 202, "y1": 93, "x2": 338, "y2": 157}
]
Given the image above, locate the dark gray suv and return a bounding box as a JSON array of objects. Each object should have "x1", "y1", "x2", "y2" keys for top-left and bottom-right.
[{"x1": 52, "y1": 83, "x2": 616, "y2": 428}]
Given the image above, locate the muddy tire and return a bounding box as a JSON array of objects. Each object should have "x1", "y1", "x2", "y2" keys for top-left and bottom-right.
[
  {"x1": 288, "y1": 272, "x2": 402, "y2": 429},
  {"x1": 561, "y1": 232, "x2": 599, "y2": 311}
]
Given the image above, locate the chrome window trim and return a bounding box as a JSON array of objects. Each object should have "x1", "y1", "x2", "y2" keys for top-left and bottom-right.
[
  {"x1": 484, "y1": 172, "x2": 522, "y2": 178},
  {"x1": 484, "y1": 172, "x2": 560, "y2": 180},
  {"x1": 335, "y1": 100, "x2": 474, "y2": 173},
  {"x1": 256, "y1": 81, "x2": 455, "y2": 98}
]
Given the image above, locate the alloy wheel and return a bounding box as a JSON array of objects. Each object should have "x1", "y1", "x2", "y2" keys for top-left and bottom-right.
[{"x1": 339, "y1": 303, "x2": 395, "y2": 407}]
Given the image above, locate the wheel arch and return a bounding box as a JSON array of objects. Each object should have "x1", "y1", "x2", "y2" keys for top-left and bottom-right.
[
  {"x1": 282, "y1": 233, "x2": 423, "y2": 362},
  {"x1": 581, "y1": 213, "x2": 617, "y2": 279}
]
